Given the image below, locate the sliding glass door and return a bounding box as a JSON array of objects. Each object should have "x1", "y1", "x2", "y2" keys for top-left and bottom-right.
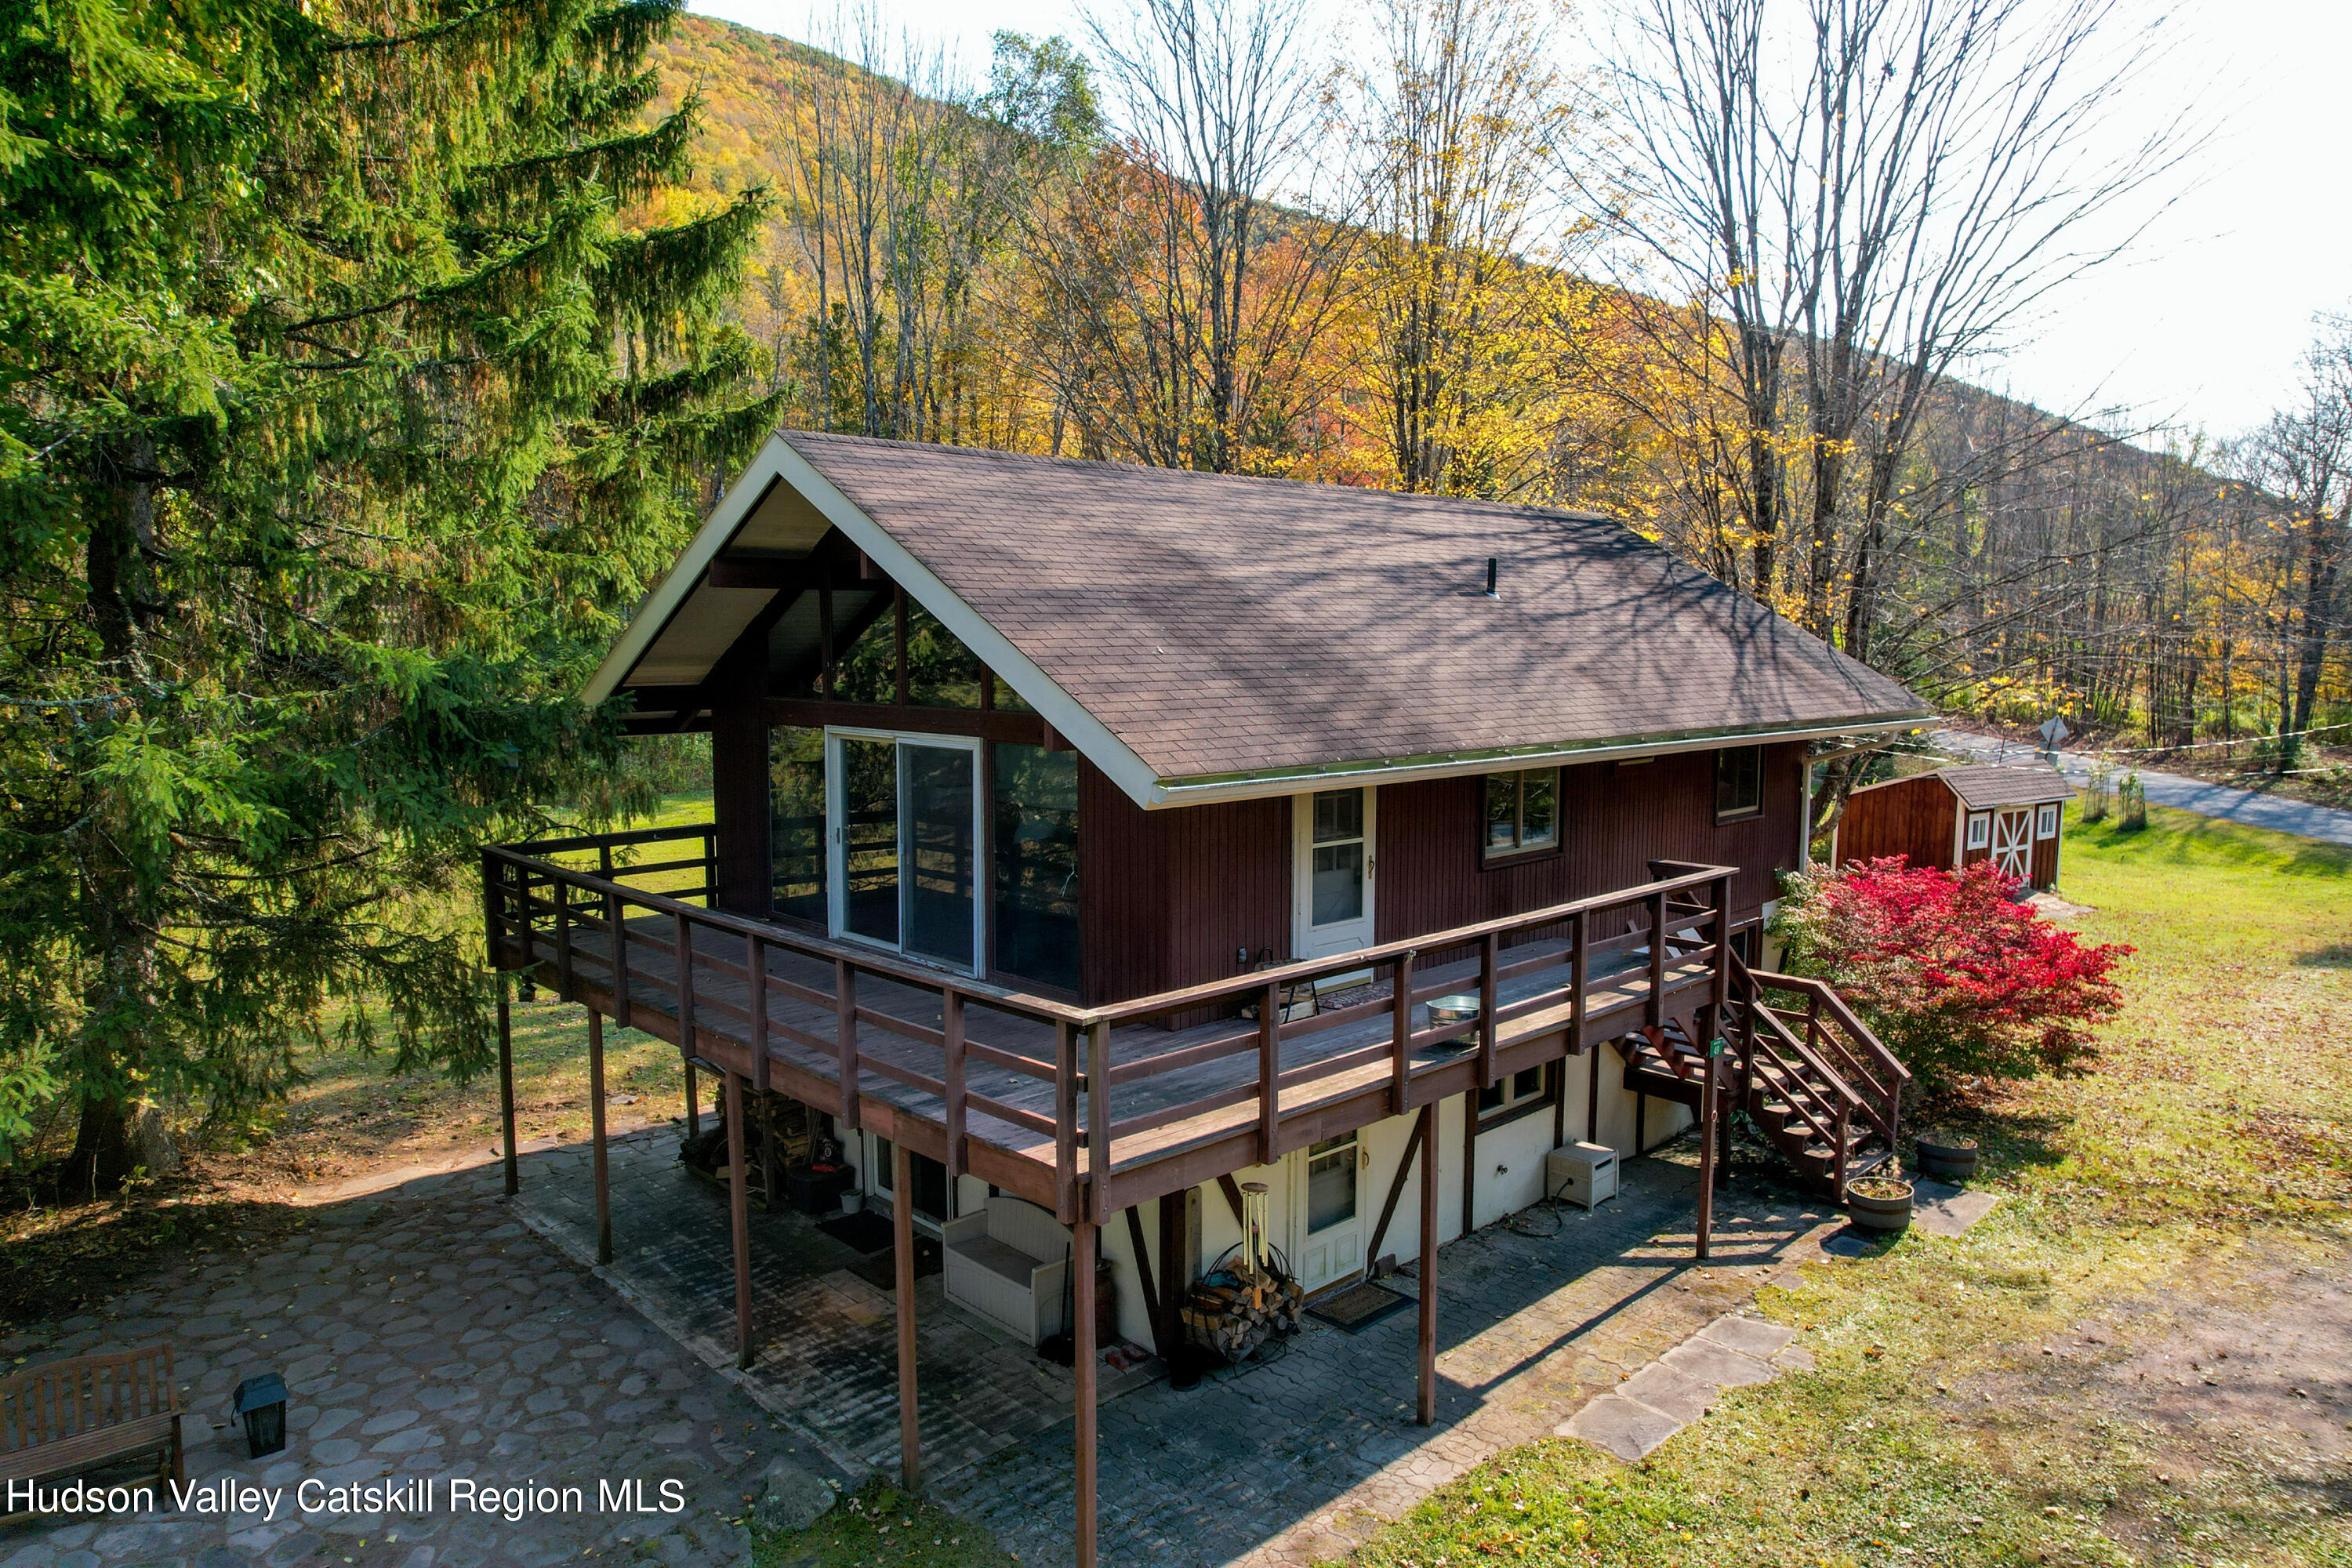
[{"x1": 828, "y1": 731, "x2": 982, "y2": 973}]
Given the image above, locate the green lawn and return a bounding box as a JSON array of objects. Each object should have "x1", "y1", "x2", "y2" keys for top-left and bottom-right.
[{"x1": 1330, "y1": 804, "x2": 2352, "y2": 1568}]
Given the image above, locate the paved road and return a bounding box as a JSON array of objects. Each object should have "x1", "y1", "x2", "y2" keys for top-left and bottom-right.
[{"x1": 1933, "y1": 728, "x2": 2352, "y2": 849}]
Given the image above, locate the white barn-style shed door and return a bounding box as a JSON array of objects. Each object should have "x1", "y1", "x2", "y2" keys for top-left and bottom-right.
[{"x1": 1991, "y1": 808, "x2": 2034, "y2": 881}]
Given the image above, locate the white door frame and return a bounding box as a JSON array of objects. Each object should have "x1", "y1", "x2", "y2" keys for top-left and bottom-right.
[
  {"x1": 826, "y1": 727, "x2": 985, "y2": 976},
  {"x1": 1287, "y1": 1131, "x2": 1369, "y2": 1294},
  {"x1": 1293, "y1": 786, "x2": 1377, "y2": 963}
]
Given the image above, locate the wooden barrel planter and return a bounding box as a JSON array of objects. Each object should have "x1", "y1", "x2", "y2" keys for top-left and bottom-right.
[
  {"x1": 1845, "y1": 1177, "x2": 1914, "y2": 1234},
  {"x1": 1915, "y1": 1131, "x2": 1980, "y2": 1181}
]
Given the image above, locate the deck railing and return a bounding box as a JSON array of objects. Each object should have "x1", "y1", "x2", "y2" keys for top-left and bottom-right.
[{"x1": 484, "y1": 825, "x2": 1737, "y2": 1220}]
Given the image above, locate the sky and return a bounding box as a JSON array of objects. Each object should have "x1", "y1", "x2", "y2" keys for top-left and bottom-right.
[{"x1": 688, "y1": 0, "x2": 2351, "y2": 443}]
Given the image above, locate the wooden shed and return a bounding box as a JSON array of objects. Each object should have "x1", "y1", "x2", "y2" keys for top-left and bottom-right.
[{"x1": 1832, "y1": 764, "x2": 2073, "y2": 890}]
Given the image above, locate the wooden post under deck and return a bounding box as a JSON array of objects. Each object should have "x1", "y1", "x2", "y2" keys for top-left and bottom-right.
[
  {"x1": 1416, "y1": 1101, "x2": 1439, "y2": 1425},
  {"x1": 496, "y1": 983, "x2": 517, "y2": 1197},
  {"x1": 724, "y1": 1071, "x2": 755, "y2": 1367},
  {"x1": 684, "y1": 1060, "x2": 700, "y2": 1141},
  {"x1": 1073, "y1": 1217, "x2": 1100, "y2": 1568},
  {"x1": 1695, "y1": 1047, "x2": 1718, "y2": 1261},
  {"x1": 892, "y1": 1138, "x2": 922, "y2": 1490},
  {"x1": 1458, "y1": 1090, "x2": 1478, "y2": 1237},
  {"x1": 1156, "y1": 1190, "x2": 1185, "y2": 1370},
  {"x1": 588, "y1": 1011, "x2": 612, "y2": 1265}
]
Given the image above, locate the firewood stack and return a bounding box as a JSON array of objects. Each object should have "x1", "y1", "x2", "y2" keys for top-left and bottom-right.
[{"x1": 1180, "y1": 1254, "x2": 1305, "y2": 1363}]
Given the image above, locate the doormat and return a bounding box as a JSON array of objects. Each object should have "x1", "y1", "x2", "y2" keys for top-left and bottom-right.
[
  {"x1": 1305, "y1": 1279, "x2": 1414, "y2": 1334},
  {"x1": 851, "y1": 1233, "x2": 945, "y2": 1292},
  {"x1": 817, "y1": 1210, "x2": 895, "y2": 1254}
]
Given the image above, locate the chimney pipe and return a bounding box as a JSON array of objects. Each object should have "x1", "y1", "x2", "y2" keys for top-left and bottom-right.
[{"x1": 1484, "y1": 557, "x2": 1499, "y2": 597}]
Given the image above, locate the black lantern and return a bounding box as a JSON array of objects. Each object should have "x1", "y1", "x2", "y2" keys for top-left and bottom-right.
[{"x1": 234, "y1": 1373, "x2": 289, "y2": 1458}]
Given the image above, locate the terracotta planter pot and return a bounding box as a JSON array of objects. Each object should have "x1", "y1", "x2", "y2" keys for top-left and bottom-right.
[
  {"x1": 1845, "y1": 1178, "x2": 1914, "y2": 1233},
  {"x1": 1915, "y1": 1133, "x2": 1979, "y2": 1181}
]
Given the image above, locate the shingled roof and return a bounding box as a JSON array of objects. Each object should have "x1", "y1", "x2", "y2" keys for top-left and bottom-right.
[
  {"x1": 586, "y1": 431, "x2": 1930, "y2": 807},
  {"x1": 1934, "y1": 764, "x2": 2074, "y2": 809}
]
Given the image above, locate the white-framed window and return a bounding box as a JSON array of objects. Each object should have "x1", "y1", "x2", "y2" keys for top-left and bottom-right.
[
  {"x1": 2036, "y1": 804, "x2": 2060, "y2": 839},
  {"x1": 1965, "y1": 812, "x2": 1991, "y2": 850},
  {"x1": 1477, "y1": 1065, "x2": 1548, "y2": 1121},
  {"x1": 1482, "y1": 768, "x2": 1560, "y2": 859}
]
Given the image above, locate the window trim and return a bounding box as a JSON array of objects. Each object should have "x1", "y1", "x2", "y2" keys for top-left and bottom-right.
[
  {"x1": 1476, "y1": 1063, "x2": 1557, "y2": 1131},
  {"x1": 1479, "y1": 766, "x2": 1563, "y2": 866},
  {"x1": 1713, "y1": 745, "x2": 1765, "y2": 823},
  {"x1": 1965, "y1": 811, "x2": 1991, "y2": 851},
  {"x1": 2035, "y1": 803, "x2": 2060, "y2": 839}
]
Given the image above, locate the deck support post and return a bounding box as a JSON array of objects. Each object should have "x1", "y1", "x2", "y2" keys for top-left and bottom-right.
[
  {"x1": 1695, "y1": 1047, "x2": 1717, "y2": 1262},
  {"x1": 496, "y1": 981, "x2": 517, "y2": 1197},
  {"x1": 724, "y1": 1071, "x2": 755, "y2": 1368},
  {"x1": 892, "y1": 1139, "x2": 922, "y2": 1492},
  {"x1": 1458, "y1": 1091, "x2": 1477, "y2": 1238},
  {"x1": 589, "y1": 1011, "x2": 612, "y2": 1265},
  {"x1": 1416, "y1": 1102, "x2": 1439, "y2": 1426},
  {"x1": 760, "y1": 1093, "x2": 782, "y2": 1209},
  {"x1": 1156, "y1": 1190, "x2": 1185, "y2": 1370},
  {"x1": 684, "y1": 1060, "x2": 700, "y2": 1141},
  {"x1": 1586, "y1": 1046, "x2": 1601, "y2": 1146},
  {"x1": 1073, "y1": 1216, "x2": 1100, "y2": 1568}
]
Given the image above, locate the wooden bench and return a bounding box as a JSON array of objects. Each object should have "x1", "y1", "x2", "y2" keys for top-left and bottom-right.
[{"x1": 1, "y1": 1345, "x2": 184, "y2": 1505}]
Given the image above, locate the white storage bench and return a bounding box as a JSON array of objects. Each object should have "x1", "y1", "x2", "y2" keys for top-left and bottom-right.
[{"x1": 942, "y1": 1197, "x2": 1071, "y2": 1346}]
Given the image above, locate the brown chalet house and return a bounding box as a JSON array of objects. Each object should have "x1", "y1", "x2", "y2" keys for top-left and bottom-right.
[{"x1": 483, "y1": 430, "x2": 1929, "y2": 1557}]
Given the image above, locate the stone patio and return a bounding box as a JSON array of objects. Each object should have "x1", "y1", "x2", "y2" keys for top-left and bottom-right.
[
  {"x1": 0, "y1": 1162, "x2": 788, "y2": 1568},
  {"x1": 510, "y1": 1128, "x2": 1157, "y2": 1481},
  {"x1": 3, "y1": 1123, "x2": 1846, "y2": 1568}
]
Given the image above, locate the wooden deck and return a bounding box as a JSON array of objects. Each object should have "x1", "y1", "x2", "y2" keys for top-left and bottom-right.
[{"x1": 485, "y1": 828, "x2": 1735, "y2": 1222}]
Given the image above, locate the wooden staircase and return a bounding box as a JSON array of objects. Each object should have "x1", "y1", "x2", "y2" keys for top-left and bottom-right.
[{"x1": 1613, "y1": 956, "x2": 1908, "y2": 1203}]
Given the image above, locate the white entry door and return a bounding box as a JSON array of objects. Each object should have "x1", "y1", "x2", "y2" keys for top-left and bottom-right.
[
  {"x1": 1294, "y1": 786, "x2": 1377, "y2": 961},
  {"x1": 1288, "y1": 1131, "x2": 1367, "y2": 1293},
  {"x1": 1991, "y1": 808, "x2": 2033, "y2": 881}
]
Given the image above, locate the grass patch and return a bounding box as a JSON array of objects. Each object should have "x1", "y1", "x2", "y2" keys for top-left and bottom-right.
[
  {"x1": 757, "y1": 1480, "x2": 1013, "y2": 1568},
  {"x1": 1330, "y1": 802, "x2": 2352, "y2": 1568}
]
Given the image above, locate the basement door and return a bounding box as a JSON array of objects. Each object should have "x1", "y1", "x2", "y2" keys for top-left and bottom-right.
[
  {"x1": 826, "y1": 730, "x2": 982, "y2": 975},
  {"x1": 1294, "y1": 786, "x2": 1377, "y2": 963},
  {"x1": 1991, "y1": 808, "x2": 2034, "y2": 882},
  {"x1": 1287, "y1": 1131, "x2": 1367, "y2": 1294}
]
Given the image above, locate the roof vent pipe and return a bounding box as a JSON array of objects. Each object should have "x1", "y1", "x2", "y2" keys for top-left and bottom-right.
[{"x1": 1484, "y1": 557, "x2": 1499, "y2": 598}]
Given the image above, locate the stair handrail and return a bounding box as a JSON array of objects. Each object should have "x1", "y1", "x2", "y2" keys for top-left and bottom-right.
[
  {"x1": 1740, "y1": 986, "x2": 1864, "y2": 1112},
  {"x1": 1737, "y1": 960, "x2": 1905, "y2": 1144},
  {"x1": 1746, "y1": 969, "x2": 1909, "y2": 1090}
]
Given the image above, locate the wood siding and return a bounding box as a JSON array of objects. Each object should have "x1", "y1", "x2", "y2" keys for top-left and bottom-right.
[
  {"x1": 1376, "y1": 744, "x2": 1805, "y2": 949},
  {"x1": 710, "y1": 641, "x2": 774, "y2": 916},
  {"x1": 1080, "y1": 743, "x2": 1802, "y2": 1015},
  {"x1": 2031, "y1": 822, "x2": 2062, "y2": 889},
  {"x1": 1835, "y1": 774, "x2": 1958, "y2": 873},
  {"x1": 1078, "y1": 760, "x2": 1290, "y2": 1013}
]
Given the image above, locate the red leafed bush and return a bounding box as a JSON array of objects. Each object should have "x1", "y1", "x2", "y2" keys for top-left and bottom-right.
[{"x1": 1773, "y1": 857, "x2": 2131, "y2": 1093}]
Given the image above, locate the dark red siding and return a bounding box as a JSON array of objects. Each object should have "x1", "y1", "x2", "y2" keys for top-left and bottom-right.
[
  {"x1": 1376, "y1": 743, "x2": 1805, "y2": 946},
  {"x1": 1079, "y1": 760, "x2": 1170, "y2": 1004},
  {"x1": 1080, "y1": 743, "x2": 1807, "y2": 1014},
  {"x1": 709, "y1": 643, "x2": 774, "y2": 916},
  {"x1": 1835, "y1": 774, "x2": 1958, "y2": 873},
  {"x1": 2031, "y1": 822, "x2": 2061, "y2": 889},
  {"x1": 1077, "y1": 761, "x2": 1290, "y2": 1011}
]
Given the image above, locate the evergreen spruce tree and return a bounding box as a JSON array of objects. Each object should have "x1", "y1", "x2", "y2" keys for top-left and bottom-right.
[{"x1": 0, "y1": 0, "x2": 777, "y2": 1189}]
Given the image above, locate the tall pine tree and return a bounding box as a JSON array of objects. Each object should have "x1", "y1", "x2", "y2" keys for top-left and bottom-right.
[{"x1": 0, "y1": 0, "x2": 776, "y2": 1189}]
